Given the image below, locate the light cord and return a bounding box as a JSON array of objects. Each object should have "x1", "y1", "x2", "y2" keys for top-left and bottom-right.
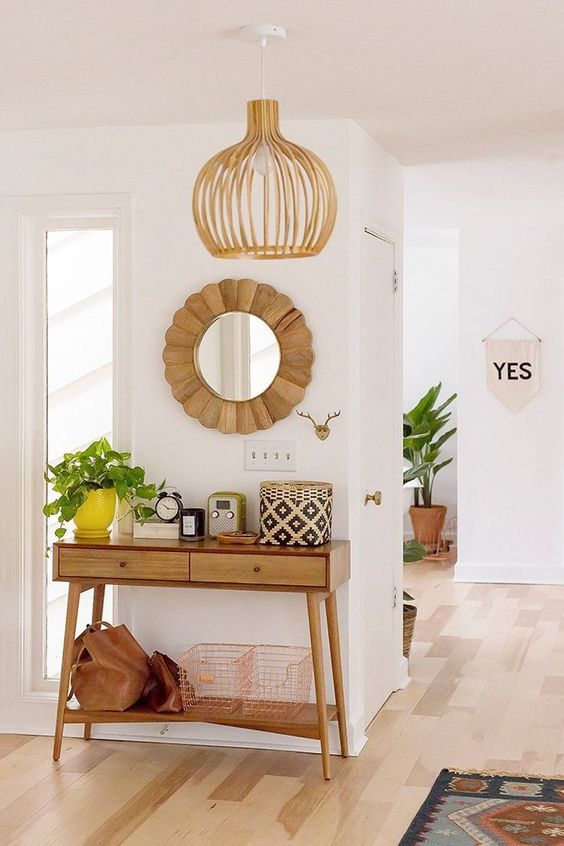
[{"x1": 260, "y1": 36, "x2": 266, "y2": 99}]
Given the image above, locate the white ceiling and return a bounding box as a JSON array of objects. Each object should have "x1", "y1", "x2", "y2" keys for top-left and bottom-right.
[{"x1": 3, "y1": 0, "x2": 564, "y2": 164}]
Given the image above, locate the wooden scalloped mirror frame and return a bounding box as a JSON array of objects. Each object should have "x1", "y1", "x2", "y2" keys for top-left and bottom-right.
[{"x1": 162, "y1": 278, "x2": 314, "y2": 434}]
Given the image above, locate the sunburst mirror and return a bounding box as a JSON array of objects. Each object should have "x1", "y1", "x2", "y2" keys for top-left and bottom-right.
[{"x1": 163, "y1": 278, "x2": 314, "y2": 434}]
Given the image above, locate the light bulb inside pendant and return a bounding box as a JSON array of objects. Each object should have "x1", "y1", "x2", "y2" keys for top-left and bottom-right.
[{"x1": 253, "y1": 143, "x2": 274, "y2": 176}]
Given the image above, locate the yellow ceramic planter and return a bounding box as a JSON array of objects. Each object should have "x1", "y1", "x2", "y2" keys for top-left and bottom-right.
[{"x1": 73, "y1": 488, "x2": 117, "y2": 538}]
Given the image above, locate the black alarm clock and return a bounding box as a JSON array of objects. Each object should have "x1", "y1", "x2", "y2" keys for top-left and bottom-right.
[{"x1": 155, "y1": 490, "x2": 183, "y2": 522}]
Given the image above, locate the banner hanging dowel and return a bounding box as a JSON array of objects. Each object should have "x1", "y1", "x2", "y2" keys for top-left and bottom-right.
[{"x1": 482, "y1": 316, "x2": 541, "y2": 343}]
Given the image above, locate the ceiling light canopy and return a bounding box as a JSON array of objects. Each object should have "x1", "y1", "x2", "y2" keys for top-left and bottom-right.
[{"x1": 192, "y1": 24, "x2": 337, "y2": 260}]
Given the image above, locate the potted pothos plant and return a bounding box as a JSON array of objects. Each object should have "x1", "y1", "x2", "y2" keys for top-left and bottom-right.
[
  {"x1": 43, "y1": 437, "x2": 164, "y2": 540},
  {"x1": 403, "y1": 383, "x2": 457, "y2": 551},
  {"x1": 402, "y1": 538, "x2": 426, "y2": 659}
]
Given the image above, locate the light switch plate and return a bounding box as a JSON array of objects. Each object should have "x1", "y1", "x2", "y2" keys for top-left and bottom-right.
[{"x1": 244, "y1": 440, "x2": 298, "y2": 472}]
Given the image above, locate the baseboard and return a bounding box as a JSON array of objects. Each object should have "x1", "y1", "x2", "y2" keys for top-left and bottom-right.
[
  {"x1": 1, "y1": 711, "x2": 368, "y2": 758},
  {"x1": 454, "y1": 562, "x2": 564, "y2": 585},
  {"x1": 394, "y1": 656, "x2": 410, "y2": 690}
]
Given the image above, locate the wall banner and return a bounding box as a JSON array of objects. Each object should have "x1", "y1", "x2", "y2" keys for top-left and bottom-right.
[{"x1": 485, "y1": 338, "x2": 540, "y2": 412}]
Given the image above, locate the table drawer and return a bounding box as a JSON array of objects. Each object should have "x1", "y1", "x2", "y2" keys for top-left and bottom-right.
[
  {"x1": 57, "y1": 548, "x2": 189, "y2": 581},
  {"x1": 190, "y1": 553, "x2": 326, "y2": 587}
]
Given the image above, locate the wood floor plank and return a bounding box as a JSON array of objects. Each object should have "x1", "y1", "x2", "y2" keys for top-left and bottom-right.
[
  {"x1": 82, "y1": 749, "x2": 211, "y2": 846},
  {"x1": 276, "y1": 778, "x2": 332, "y2": 838},
  {"x1": 0, "y1": 734, "x2": 34, "y2": 760},
  {"x1": 208, "y1": 750, "x2": 282, "y2": 802}
]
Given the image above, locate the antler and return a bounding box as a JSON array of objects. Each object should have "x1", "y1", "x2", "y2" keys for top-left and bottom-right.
[
  {"x1": 324, "y1": 410, "x2": 342, "y2": 425},
  {"x1": 297, "y1": 408, "x2": 341, "y2": 440},
  {"x1": 296, "y1": 410, "x2": 317, "y2": 424}
]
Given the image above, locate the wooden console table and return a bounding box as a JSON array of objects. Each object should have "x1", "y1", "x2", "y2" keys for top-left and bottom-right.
[{"x1": 52, "y1": 536, "x2": 350, "y2": 779}]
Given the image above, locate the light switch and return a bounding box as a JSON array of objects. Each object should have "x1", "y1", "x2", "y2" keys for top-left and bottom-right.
[{"x1": 244, "y1": 440, "x2": 298, "y2": 472}]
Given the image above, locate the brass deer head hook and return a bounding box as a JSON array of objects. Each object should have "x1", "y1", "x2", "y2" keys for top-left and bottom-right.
[{"x1": 296, "y1": 409, "x2": 342, "y2": 441}]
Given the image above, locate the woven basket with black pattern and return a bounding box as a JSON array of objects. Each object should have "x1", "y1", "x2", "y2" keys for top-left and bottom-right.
[{"x1": 259, "y1": 481, "x2": 333, "y2": 546}]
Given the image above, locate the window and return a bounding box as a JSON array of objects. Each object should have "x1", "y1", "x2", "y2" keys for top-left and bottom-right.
[{"x1": 44, "y1": 228, "x2": 114, "y2": 678}]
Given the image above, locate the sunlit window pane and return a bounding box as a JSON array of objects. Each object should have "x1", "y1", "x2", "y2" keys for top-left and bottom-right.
[{"x1": 45, "y1": 229, "x2": 113, "y2": 679}]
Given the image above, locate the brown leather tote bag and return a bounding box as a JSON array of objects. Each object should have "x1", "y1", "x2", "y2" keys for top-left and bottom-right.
[
  {"x1": 142, "y1": 652, "x2": 183, "y2": 713},
  {"x1": 70, "y1": 621, "x2": 151, "y2": 711}
]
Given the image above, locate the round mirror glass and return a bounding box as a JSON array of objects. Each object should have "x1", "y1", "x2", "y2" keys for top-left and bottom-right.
[{"x1": 195, "y1": 312, "x2": 281, "y2": 401}]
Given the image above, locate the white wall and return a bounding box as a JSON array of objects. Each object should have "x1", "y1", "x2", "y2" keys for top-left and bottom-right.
[
  {"x1": 405, "y1": 160, "x2": 564, "y2": 583},
  {"x1": 0, "y1": 119, "x2": 403, "y2": 750}
]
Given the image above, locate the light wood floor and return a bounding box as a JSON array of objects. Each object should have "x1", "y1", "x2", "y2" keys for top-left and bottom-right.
[{"x1": 3, "y1": 559, "x2": 564, "y2": 846}]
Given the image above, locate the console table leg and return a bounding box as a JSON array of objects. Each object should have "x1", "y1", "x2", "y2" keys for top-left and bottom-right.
[
  {"x1": 325, "y1": 591, "x2": 349, "y2": 758},
  {"x1": 84, "y1": 584, "x2": 105, "y2": 741},
  {"x1": 53, "y1": 582, "x2": 81, "y2": 761},
  {"x1": 307, "y1": 592, "x2": 331, "y2": 780}
]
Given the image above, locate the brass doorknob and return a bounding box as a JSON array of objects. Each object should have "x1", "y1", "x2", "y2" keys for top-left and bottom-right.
[{"x1": 364, "y1": 491, "x2": 382, "y2": 506}]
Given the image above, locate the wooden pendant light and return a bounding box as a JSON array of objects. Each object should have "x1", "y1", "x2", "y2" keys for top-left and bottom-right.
[
  {"x1": 193, "y1": 99, "x2": 337, "y2": 260},
  {"x1": 192, "y1": 26, "x2": 337, "y2": 259}
]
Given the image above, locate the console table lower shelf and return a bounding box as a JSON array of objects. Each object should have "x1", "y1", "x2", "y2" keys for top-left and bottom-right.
[{"x1": 64, "y1": 702, "x2": 338, "y2": 740}]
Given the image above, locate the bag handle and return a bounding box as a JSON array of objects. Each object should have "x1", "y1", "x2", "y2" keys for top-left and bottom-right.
[
  {"x1": 88, "y1": 620, "x2": 114, "y2": 631},
  {"x1": 67, "y1": 621, "x2": 115, "y2": 702}
]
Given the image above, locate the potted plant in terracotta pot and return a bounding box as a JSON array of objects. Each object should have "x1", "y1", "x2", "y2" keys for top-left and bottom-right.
[
  {"x1": 43, "y1": 437, "x2": 164, "y2": 539},
  {"x1": 404, "y1": 383, "x2": 456, "y2": 552}
]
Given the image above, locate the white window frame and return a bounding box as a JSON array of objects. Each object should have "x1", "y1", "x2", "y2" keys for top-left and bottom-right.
[{"x1": 17, "y1": 195, "x2": 131, "y2": 700}]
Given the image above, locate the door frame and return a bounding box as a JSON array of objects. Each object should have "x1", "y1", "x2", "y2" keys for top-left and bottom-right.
[
  {"x1": 0, "y1": 194, "x2": 132, "y2": 734},
  {"x1": 362, "y1": 221, "x2": 408, "y2": 694}
]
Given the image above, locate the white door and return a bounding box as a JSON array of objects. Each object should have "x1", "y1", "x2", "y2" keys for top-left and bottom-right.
[{"x1": 360, "y1": 229, "x2": 402, "y2": 725}]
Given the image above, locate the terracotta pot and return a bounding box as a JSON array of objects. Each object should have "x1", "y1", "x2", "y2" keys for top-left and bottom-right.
[{"x1": 409, "y1": 505, "x2": 447, "y2": 550}]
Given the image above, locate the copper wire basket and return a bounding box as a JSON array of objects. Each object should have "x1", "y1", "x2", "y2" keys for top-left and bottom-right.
[
  {"x1": 240, "y1": 645, "x2": 313, "y2": 719},
  {"x1": 177, "y1": 643, "x2": 253, "y2": 714}
]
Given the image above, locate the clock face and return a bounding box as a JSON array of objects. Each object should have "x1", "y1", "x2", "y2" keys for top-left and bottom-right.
[{"x1": 155, "y1": 494, "x2": 181, "y2": 522}]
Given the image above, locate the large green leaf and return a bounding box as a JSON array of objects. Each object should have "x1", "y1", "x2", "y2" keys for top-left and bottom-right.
[
  {"x1": 434, "y1": 392, "x2": 457, "y2": 416},
  {"x1": 430, "y1": 428, "x2": 456, "y2": 452},
  {"x1": 432, "y1": 457, "x2": 453, "y2": 476},
  {"x1": 403, "y1": 463, "x2": 431, "y2": 484},
  {"x1": 403, "y1": 433, "x2": 430, "y2": 451},
  {"x1": 406, "y1": 383, "x2": 442, "y2": 425}
]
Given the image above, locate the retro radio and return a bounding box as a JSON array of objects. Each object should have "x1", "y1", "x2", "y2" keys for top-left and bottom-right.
[{"x1": 207, "y1": 492, "x2": 246, "y2": 537}]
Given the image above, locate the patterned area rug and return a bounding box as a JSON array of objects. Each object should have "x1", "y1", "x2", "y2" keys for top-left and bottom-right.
[{"x1": 399, "y1": 769, "x2": 564, "y2": 845}]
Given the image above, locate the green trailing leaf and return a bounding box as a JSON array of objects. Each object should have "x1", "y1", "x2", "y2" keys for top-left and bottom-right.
[
  {"x1": 43, "y1": 437, "x2": 165, "y2": 543},
  {"x1": 135, "y1": 483, "x2": 160, "y2": 500},
  {"x1": 136, "y1": 504, "x2": 156, "y2": 521},
  {"x1": 403, "y1": 539, "x2": 427, "y2": 563}
]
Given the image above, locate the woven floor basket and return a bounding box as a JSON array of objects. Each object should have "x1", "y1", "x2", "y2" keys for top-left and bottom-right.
[
  {"x1": 403, "y1": 604, "x2": 417, "y2": 659},
  {"x1": 260, "y1": 481, "x2": 333, "y2": 546}
]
